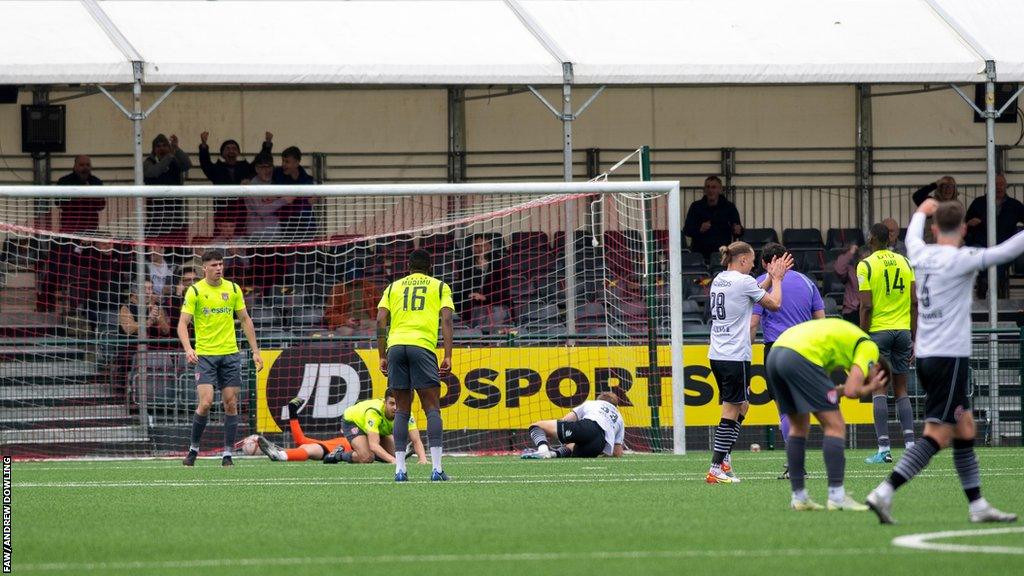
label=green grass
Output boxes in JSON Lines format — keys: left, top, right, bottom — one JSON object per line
{"left": 11, "top": 448, "right": 1024, "bottom": 575}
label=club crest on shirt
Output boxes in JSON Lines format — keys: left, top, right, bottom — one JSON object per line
{"left": 826, "top": 389, "right": 838, "bottom": 405}
{"left": 221, "top": 292, "right": 230, "bottom": 301}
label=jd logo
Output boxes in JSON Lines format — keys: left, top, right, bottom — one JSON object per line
{"left": 265, "top": 343, "right": 373, "bottom": 435}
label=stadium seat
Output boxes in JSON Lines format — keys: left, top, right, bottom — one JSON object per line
{"left": 680, "top": 252, "right": 709, "bottom": 277}
{"left": 741, "top": 228, "right": 779, "bottom": 249}
{"left": 782, "top": 228, "right": 824, "bottom": 249}
{"left": 516, "top": 301, "right": 562, "bottom": 325}
{"left": 825, "top": 228, "right": 865, "bottom": 250}
{"left": 469, "top": 305, "right": 513, "bottom": 334}
{"left": 509, "top": 231, "right": 549, "bottom": 253}
{"left": 419, "top": 232, "right": 456, "bottom": 258}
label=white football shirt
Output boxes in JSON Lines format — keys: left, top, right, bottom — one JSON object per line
{"left": 907, "top": 212, "right": 1024, "bottom": 358}
{"left": 571, "top": 400, "right": 626, "bottom": 456}
{"left": 708, "top": 270, "right": 766, "bottom": 361}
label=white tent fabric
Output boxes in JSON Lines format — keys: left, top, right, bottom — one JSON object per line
{"left": 933, "top": 0, "right": 1024, "bottom": 82}
{"left": 0, "top": 0, "right": 1020, "bottom": 86}
{"left": 0, "top": 1, "right": 134, "bottom": 84}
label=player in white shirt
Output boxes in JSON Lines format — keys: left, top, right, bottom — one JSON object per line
{"left": 522, "top": 392, "right": 626, "bottom": 459}
{"left": 866, "top": 199, "right": 1019, "bottom": 524}
{"left": 706, "top": 241, "right": 793, "bottom": 484}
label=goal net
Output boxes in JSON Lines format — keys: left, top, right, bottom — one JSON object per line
{"left": 0, "top": 180, "right": 684, "bottom": 458}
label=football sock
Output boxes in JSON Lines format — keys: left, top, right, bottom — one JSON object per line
{"left": 427, "top": 409, "right": 443, "bottom": 472}
{"left": 888, "top": 435, "right": 940, "bottom": 490}
{"left": 787, "top": 435, "right": 807, "bottom": 493}
{"left": 284, "top": 448, "right": 307, "bottom": 462}
{"left": 952, "top": 438, "right": 983, "bottom": 503}
{"left": 289, "top": 418, "right": 311, "bottom": 446}
{"left": 896, "top": 396, "right": 915, "bottom": 447}
{"left": 189, "top": 413, "right": 208, "bottom": 452}
{"left": 872, "top": 395, "right": 890, "bottom": 451}
{"left": 711, "top": 418, "right": 740, "bottom": 465}
{"left": 554, "top": 446, "right": 572, "bottom": 458}
{"left": 822, "top": 435, "right": 845, "bottom": 492}
{"left": 223, "top": 414, "right": 238, "bottom": 456}
{"left": 393, "top": 410, "right": 410, "bottom": 475}
{"left": 779, "top": 413, "right": 790, "bottom": 445}
{"left": 529, "top": 425, "right": 549, "bottom": 449}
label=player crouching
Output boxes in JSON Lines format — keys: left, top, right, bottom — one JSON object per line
{"left": 522, "top": 392, "right": 625, "bottom": 459}
{"left": 258, "top": 389, "right": 427, "bottom": 465}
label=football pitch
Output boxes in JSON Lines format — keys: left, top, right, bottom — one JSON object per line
{"left": 11, "top": 448, "right": 1024, "bottom": 575}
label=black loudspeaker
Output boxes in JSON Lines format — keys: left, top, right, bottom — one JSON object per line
{"left": 974, "top": 83, "right": 1020, "bottom": 124}
{"left": 0, "top": 86, "right": 18, "bottom": 104}
{"left": 21, "top": 105, "right": 66, "bottom": 154}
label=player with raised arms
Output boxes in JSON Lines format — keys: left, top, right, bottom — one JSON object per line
{"left": 522, "top": 391, "right": 626, "bottom": 459}
{"left": 178, "top": 248, "right": 263, "bottom": 466}
{"left": 866, "top": 200, "right": 1019, "bottom": 524}
{"left": 767, "top": 318, "right": 890, "bottom": 511}
{"left": 706, "top": 241, "right": 792, "bottom": 483}
{"left": 377, "top": 249, "right": 454, "bottom": 482}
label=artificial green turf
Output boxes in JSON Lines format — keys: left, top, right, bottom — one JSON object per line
{"left": 11, "top": 448, "right": 1024, "bottom": 575}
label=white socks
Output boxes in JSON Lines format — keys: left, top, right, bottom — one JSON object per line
{"left": 828, "top": 485, "right": 846, "bottom": 502}
{"left": 430, "top": 446, "right": 443, "bottom": 473}
{"left": 969, "top": 497, "right": 990, "bottom": 514}
{"left": 395, "top": 450, "right": 407, "bottom": 474}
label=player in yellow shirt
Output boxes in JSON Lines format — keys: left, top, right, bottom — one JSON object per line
{"left": 177, "top": 249, "right": 263, "bottom": 467}
{"left": 377, "top": 249, "right": 454, "bottom": 482}
{"left": 256, "top": 389, "right": 427, "bottom": 465}
{"left": 857, "top": 223, "right": 918, "bottom": 464}
{"left": 766, "top": 318, "right": 890, "bottom": 511}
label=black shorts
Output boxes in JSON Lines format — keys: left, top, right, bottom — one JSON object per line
{"left": 387, "top": 345, "right": 440, "bottom": 390}
{"left": 195, "top": 353, "right": 241, "bottom": 389}
{"left": 916, "top": 357, "right": 971, "bottom": 425}
{"left": 871, "top": 330, "right": 913, "bottom": 375}
{"left": 557, "top": 419, "right": 606, "bottom": 458}
{"left": 765, "top": 347, "right": 840, "bottom": 415}
{"left": 710, "top": 359, "right": 750, "bottom": 405}
{"left": 341, "top": 419, "right": 366, "bottom": 444}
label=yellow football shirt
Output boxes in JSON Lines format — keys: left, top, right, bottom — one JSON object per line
{"left": 342, "top": 398, "right": 415, "bottom": 436}
{"left": 857, "top": 249, "right": 915, "bottom": 331}
{"left": 377, "top": 273, "right": 454, "bottom": 351}
{"left": 181, "top": 279, "right": 246, "bottom": 355}
{"left": 773, "top": 318, "right": 880, "bottom": 375}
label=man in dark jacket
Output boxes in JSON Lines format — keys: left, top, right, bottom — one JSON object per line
{"left": 684, "top": 175, "right": 743, "bottom": 262}
{"left": 272, "top": 146, "right": 316, "bottom": 240}
{"left": 965, "top": 174, "right": 1024, "bottom": 298}
{"left": 143, "top": 134, "right": 192, "bottom": 240}
{"left": 199, "top": 131, "right": 274, "bottom": 233}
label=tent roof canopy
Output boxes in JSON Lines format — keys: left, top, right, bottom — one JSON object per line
{"left": 0, "top": 0, "right": 1018, "bottom": 86}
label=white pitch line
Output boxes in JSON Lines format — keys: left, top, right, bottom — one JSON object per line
{"left": 892, "top": 527, "right": 1024, "bottom": 555}
{"left": 16, "top": 469, "right": 1024, "bottom": 489}
{"left": 16, "top": 546, "right": 909, "bottom": 572}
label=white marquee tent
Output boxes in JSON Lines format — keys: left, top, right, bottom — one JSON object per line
{"left": 2, "top": 0, "right": 1024, "bottom": 85}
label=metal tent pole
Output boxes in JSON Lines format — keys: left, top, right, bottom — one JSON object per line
{"left": 562, "top": 64, "right": 578, "bottom": 334}
{"left": 131, "top": 62, "right": 150, "bottom": 438}
{"left": 984, "top": 63, "right": 1000, "bottom": 443}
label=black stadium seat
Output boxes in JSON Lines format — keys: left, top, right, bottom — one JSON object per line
{"left": 782, "top": 228, "right": 824, "bottom": 249}
{"left": 826, "top": 228, "right": 865, "bottom": 250}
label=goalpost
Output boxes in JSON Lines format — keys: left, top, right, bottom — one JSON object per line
{"left": 0, "top": 180, "right": 686, "bottom": 458}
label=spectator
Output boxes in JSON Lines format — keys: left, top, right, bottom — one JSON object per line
{"left": 38, "top": 156, "right": 105, "bottom": 312}
{"left": 118, "top": 280, "right": 171, "bottom": 338}
{"left": 325, "top": 277, "right": 384, "bottom": 335}
{"left": 143, "top": 134, "right": 192, "bottom": 240}
{"left": 912, "top": 175, "right": 958, "bottom": 206}
{"left": 684, "top": 175, "right": 743, "bottom": 262}
{"left": 456, "top": 234, "right": 510, "bottom": 320}
{"left": 833, "top": 243, "right": 867, "bottom": 325}
{"left": 199, "top": 131, "right": 274, "bottom": 233}
{"left": 882, "top": 218, "right": 907, "bottom": 256}
{"left": 245, "top": 153, "right": 292, "bottom": 241}
{"left": 198, "top": 131, "right": 273, "bottom": 186}
{"left": 148, "top": 246, "right": 175, "bottom": 297}
{"left": 966, "top": 173, "right": 1024, "bottom": 298}
{"left": 55, "top": 155, "right": 105, "bottom": 233}
{"left": 167, "top": 267, "right": 198, "bottom": 330}
{"left": 272, "top": 146, "right": 316, "bottom": 240}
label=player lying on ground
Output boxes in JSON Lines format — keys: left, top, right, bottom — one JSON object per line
{"left": 259, "top": 390, "right": 427, "bottom": 464}
{"left": 522, "top": 392, "right": 625, "bottom": 459}
{"left": 765, "top": 318, "right": 890, "bottom": 512}
{"left": 866, "top": 199, "right": 1019, "bottom": 524}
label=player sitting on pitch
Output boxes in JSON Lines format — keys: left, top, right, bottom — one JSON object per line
{"left": 258, "top": 389, "right": 427, "bottom": 464}
{"left": 522, "top": 392, "right": 625, "bottom": 459}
